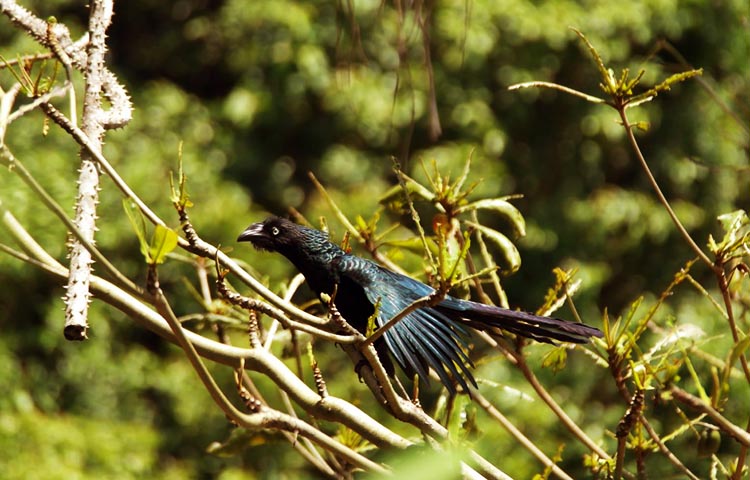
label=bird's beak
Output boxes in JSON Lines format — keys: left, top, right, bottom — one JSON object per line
{"left": 237, "top": 222, "right": 264, "bottom": 243}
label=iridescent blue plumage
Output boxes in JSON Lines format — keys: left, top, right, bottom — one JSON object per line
{"left": 238, "top": 216, "right": 602, "bottom": 393}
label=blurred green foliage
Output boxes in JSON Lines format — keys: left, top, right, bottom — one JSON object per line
{"left": 1, "top": 0, "right": 748, "bottom": 478}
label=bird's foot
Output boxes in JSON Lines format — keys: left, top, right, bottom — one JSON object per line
{"left": 354, "top": 359, "right": 370, "bottom": 383}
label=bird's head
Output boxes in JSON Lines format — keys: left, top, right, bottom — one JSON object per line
{"left": 236, "top": 216, "right": 302, "bottom": 252}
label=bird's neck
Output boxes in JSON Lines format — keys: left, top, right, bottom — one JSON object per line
{"left": 279, "top": 235, "right": 344, "bottom": 295}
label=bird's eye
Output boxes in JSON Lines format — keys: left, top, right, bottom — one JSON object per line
{"left": 270, "top": 226, "right": 280, "bottom": 236}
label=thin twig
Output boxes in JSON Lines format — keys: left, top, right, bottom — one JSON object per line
{"left": 361, "top": 290, "right": 444, "bottom": 348}
{"left": 617, "top": 107, "right": 715, "bottom": 271}
{"left": 508, "top": 81, "right": 607, "bottom": 104}
{"left": 0, "top": 145, "right": 144, "bottom": 299}
{"left": 481, "top": 332, "right": 613, "bottom": 461}
{"left": 670, "top": 386, "right": 750, "bottom": 447}
{"left": 147, "top": 266, "right": 388, "bottom": 474}
{"left": 472, "top": 390, "right": 575, "bottom": 480}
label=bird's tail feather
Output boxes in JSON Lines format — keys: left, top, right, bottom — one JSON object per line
{"left": 436, "top": 299, "right": 602, "bottom": 344}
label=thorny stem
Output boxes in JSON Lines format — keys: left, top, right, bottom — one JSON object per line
{"left": 40, "top": 103, "right": 166, "bottom": 229}
{"left": 1, "top": 210, "right": 413, "bottom": 452}
{"left": 0, "top": 145, "right": 144, "bottom": 299}
{"left": 62, "top": 0, "right": 116, "bottom": 341}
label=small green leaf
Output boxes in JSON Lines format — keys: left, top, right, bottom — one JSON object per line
{"left": 366, "top": 298, "right": 381, "bottom": 337}
{"left": 541, "top": 346, "right": 568, "bottom": 372}
{"left": 570, "top": 28, "right": 612, "bottom": 94}
{"left": 381, "top": 237, "right": 438, "bottom": 255}
{"left": 717, "top": 209, "right": 748, "bottom": 232}
{"left": 455, "top": 198, "right": 526, "bottom": 237}
{"left": 469, "top": 222, "right": 521, "bottom": 273}
{"left": 727, "top": 335, "right": 750, "bottom": 373}
{"left": 630, "top": 68, "right": 703, "bottom": 106}
{"left": 148, "top": 225, "right": 178, "bottom": 265}
{"left": 378, "top": 174, "right": 436, "bottom": 204}
{"left": 169, "top": 150, "right": 194, "bottom": 209}
{"left": 123, "top": 198, "right": 150, "bottom": 262}
{"left": 624, "top": 69, "right": 646, "bottom": 92}
{"left": 334, "top": 426, "right": 374, "bottom": 453}
{"left": 710, "top": 210, "right": 750, "bottom": 257}
{"left": 446, "top": 394, "right": 474, "bottom": 441}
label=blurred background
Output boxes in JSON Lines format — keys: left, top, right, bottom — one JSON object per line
{"left": 1, "top": 0, "right": 748, "bottom": 478}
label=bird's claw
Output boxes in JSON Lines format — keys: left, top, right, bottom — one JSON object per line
{"left": 354, "top": 359, "right": 370, "bottom": 383}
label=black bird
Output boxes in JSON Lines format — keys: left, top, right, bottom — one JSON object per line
{"left": 238, "top": 216, "right": 602, "bottom": 393}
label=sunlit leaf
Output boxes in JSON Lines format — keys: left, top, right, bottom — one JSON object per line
{"left": 379, "top": 174, "right": 436, "bottom": 204}
{"left": 122, "top": 198, "right": 149, "bottom": 262}
{"left": 710, "top": 210, "right": 750, "bottom": 256}
{"left": 727, "top": 336, "right": 750, "bottom": 374}
{"left": 381, "top": 237, "right": 438, "bottom": 255}
{"left": 456, "top": 198, "right": 526, "bottom": 237}
{"left": 148, "top": 225, "right": 178, "bottom": 265}
{"left": 541, "top": 346, "right": 568, "bottom": 372}
{"left": 168, "top": 145, "right": 193, "bottom": 208}
{"left": 468, "top": 222, "right": 521, "bottom": 273}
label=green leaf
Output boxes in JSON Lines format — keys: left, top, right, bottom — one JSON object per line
{"left": 710, "top": 209, "right": 750, "bottom": 256}
{"left": 122, "top": 198, "right": 150, "bottom": 263}
{"left": 469, "top": 222, "right": 521, "bottom": 273}
{"left": 446, "top": 394, "right": 476, "bottom": 442}
{"left": 717, "top": 209, "right": 748, "bottom": 233}
{"left": 541, "top": 346, "right": 568, "bottom": 372}
{"left": 366, "top": 298, "right": 381, "bottom": 337}
{"left": 169, "top": 145, "right": 194, "bottom": 209}
{"left": 455, "top": 198, "right": 526, "bottom": 237}
{"left": 378, "top": 174, "right": 436, "bottom": 205}
{"left": 381, "top": 237, "right": 438, "bottom": 255}
{"left": 727, "top": 335, "right": 750, "bottom": 374}
{"left": 570, "top": 28, "right": 613, "bottom": 94}
{"left": 148, "top": 225, "right": 178, "bottom": 265}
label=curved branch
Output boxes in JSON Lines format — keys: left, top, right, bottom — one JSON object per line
{"left": 671, "top": 386, "right": 750, "bottom": 448}
{"left": 148, "top": 268, "right": 388, "bottom": 474}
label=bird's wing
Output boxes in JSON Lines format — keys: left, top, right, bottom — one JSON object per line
{"left": 335, "top": 255, "right": 476, "bottom": 392}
